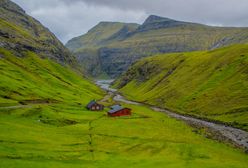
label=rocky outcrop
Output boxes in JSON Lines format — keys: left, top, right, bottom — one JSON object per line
{"left": 0, "top": 0, "right": 75, "bottom": 65}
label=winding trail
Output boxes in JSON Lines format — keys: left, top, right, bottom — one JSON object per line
{"left": 87, "top": 115, "right": 105, "bottom": 160}
{"left": 96, "top": 80, "right": 248, "bottom": 151}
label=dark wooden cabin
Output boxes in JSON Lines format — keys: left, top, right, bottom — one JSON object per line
{"left": 86, "top": 100, "right": 104, "bottom": 111}
{"left": 108, "top": 105, "right": 131, "bottom": 117}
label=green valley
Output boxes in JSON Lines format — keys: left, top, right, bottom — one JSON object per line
{"left": 1, "top": 0, "right": 248, "bottom": 167}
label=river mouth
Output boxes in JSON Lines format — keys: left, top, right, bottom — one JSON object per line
{"left": 96, "top": 79, "right": 140, "bottom": 105}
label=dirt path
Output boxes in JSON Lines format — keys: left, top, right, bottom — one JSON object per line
{"left": 96, "top": 80, "right": 248, "bottom": 151}
{"left": 87, "top": 115, "right": 105, "bottom": 160}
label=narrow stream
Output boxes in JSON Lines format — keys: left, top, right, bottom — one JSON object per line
{"left": 96, "top": 80, "right": 248, "bottom": 151}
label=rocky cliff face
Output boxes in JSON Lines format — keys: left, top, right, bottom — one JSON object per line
{"left": 67, "top": 15, "right": 248, "bottom": 78}
{"left": 0, "top": 0, "right": 75, "bottom": 64}
{"left": 66, "top": 22, "right": 140, "bottom": 77}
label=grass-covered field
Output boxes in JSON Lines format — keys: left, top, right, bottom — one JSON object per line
{"left": 114, "top": 44, "right": 248, "bottom": 131}
{"left": 1, "top": 47, "right": 248, "bottom": 167}
{"left": 1, "top": 103, "right": 248, "bottom": 168}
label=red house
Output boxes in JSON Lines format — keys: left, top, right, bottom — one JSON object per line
{"left": 108, "top": 105, "right": 131, "bottom": 117}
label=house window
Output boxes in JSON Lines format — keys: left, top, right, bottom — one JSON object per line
{"left": 92, "top": 106, "right": 95, "bottom": 110}
{"left": 96, "top": 106, "right": 100, "bottom": 110}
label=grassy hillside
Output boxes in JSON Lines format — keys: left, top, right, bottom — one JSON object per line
{"left": 114, "top": 44, "right": 248, "bottom": 131}
{"left": 67, "top": 15, "right": 248, "bottom": 77}
{"left": 0, "top": 0, "right": 101, "bottom": 107}
{"left": 0, "top": 48, "right": 104, "bottom": 106}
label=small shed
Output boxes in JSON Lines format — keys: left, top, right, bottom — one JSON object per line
{"left": 86, "top": 100, "right": 104, "bottom": 111}
{"left": 108, "top": 105, "right": 131, "bottom": 117}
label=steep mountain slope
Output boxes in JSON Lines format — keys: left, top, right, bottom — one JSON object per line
{"left": 67, "top": 15, "right": 248, "bottom": 78}
{"left": 0, "top": 0, "right": 74, "bottom": 64}
{"left": 0, "top": 0, "right": 104, "bottom": 106}
{"left": 66, "top": 22, "right": 139, "bottom": 77}
{"left": 0, "top": 48, "right": 103, "bottom": 106}
{"left": 114, "top": 44, "right": 248, "bottom": 131}
{"left": 66, "top": 21, "right": 139, "bottom": 50}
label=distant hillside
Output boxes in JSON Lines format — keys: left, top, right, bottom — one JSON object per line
{"left": 66, "top": 22, "right": 139, "bottom": 77}
{"left": 0, "top": 0, "right": 75, "bottom": 64}
{"left": 67, "top": 15, "right": 248, "bottom": 78}
{"left": 114, "top": 44, "right": 248, "bottom": 131}
{"left": 66, "top": 22, "right": 139, "bottom": 51}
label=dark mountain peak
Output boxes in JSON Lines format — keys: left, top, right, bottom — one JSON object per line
{"left": 136, "top": 15, "right": 189, "bottom": 32}
{"left": 143, "top": 15, "right": 176, "bottom": 25}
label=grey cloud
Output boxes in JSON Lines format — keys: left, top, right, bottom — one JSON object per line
{"left": 12, "top": 0, "right": 147, "bottom": 43}
{"left": 11, "top": 0, "right": 248, "bottom": 43}
{"left": 76, "top": 0, "right": 248, "bottom": 26}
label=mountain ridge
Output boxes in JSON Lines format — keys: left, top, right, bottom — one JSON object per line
{"left": 66, "top": 14, "right": 248, "bottom": 78}
{"left": 66, "top": 22, "right": 140, "bottom": 51}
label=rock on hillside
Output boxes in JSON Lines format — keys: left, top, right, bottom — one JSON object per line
{"left": 0, "top": 0, "right": 75, "bottom": 64}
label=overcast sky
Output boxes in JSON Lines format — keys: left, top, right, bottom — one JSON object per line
{"left": 12, "top": 0, "right": 248, "bottom": 44}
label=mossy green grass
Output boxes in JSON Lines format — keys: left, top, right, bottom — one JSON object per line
{"left": 0, "top": 48, "right": 103, "bottom": 107}
{"left": 0, "top": 48, "right": 248, "bottom": 167}
{"left": 115, "top": 44, "right": 248, "bottom": 131}
{"left": 1, "top": 103, "right": 248, "bottom": 167}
